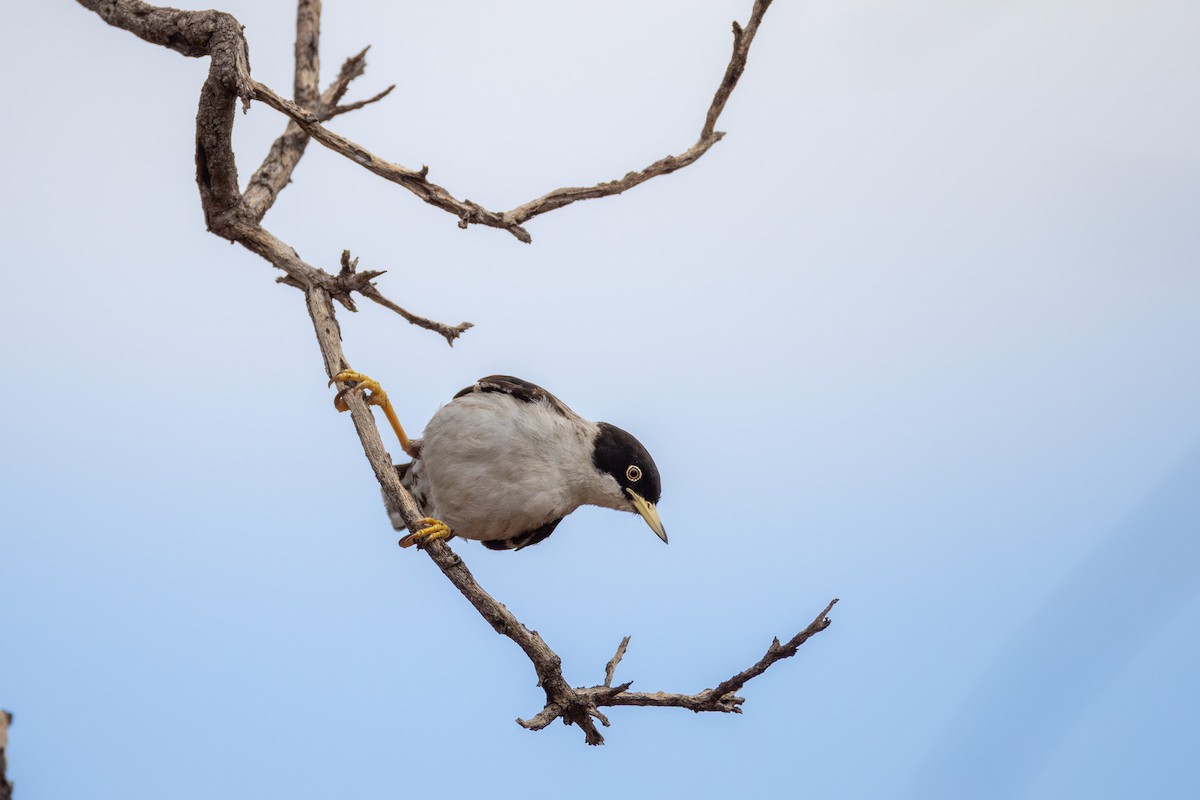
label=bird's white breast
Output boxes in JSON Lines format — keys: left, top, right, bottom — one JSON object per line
{"left": 414, "top": 392, "right": 618, "bottom": 540}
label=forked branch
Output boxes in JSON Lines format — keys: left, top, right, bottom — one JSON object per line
{"left": 513, "top": 599, "right": 839, "bottom": 743}
{"left": 76, "top": 0, "right": 834, "bottom": 746}
{"left": 247, "top": 0, "right": 779, "bottom": 240}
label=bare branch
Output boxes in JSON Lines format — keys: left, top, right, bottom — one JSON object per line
{"left": 326, "top": 84, "right": 396, "bottom": 120}
{"left": 247, "top": 79, "right": 532, "bottom": 243}
{"left": 508, "top": 0, "right": 775, "bottom": 225}
{"left": 77, "top": 0, "right": 466, "bottom": 346}
{"left": 241, "top": 119, "right": 312, "bottom": 221}
{"left": 245, "top": 46, "right": 393, "bottom": 220}
{"left": 240, "top": 0, "right": 777, "bottom": 238}
{"left": 294, "top": 0, "right": 321, "bottom": 111}
{"left": 242, "top": 0, "right": 323, "bottom": 219}
{"left": 76, "top": 0, "right": 233, "bottom": 59}
{"left": 83, "top": 0, "right": 775, "bottom": 242}
{"left": 604, "top": 636, "right": 631, "bottom": 687}
{"left": 76, "top": 0, "right": 254, "bottom": 229}
{"left": 0, "top": 710, "right": 12, "bottom": 800}
{"left": 77, "top": 0, "right": 255, "bottom": 224}
{"left": 509, "top": 600, "right": 838, "bottom": 741}
{"left": 610, "top": 598, "right": 838, "bottom": 711}
{"left": 604, "top": 688, "right": 744, "bottom": 714}
{"left": 282, "top": 251, "right": 472, "bottom": 344}
{"left": 703, "top": 0, "right": 774, "bottom": 140}
{"left": 321, "top": 46, "right": 372, "bottom": 111}
{"left": 503, "top": 135, "right": 725, "bottom": 227}
{"left": 277, "top": 249, "right": 379, "bottom": 311}
{"left": 710, "top": 598, "right": 838, "bottom": 699}
{"left": 359, "top": 287, "right": 474, "bottom": 346}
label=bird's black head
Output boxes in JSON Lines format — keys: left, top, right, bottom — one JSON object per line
{"left": 593, "top": 422, "right": 662, "bottom": 503}
{"left": 593, "top": 422, "right": 667, "bottom": 542}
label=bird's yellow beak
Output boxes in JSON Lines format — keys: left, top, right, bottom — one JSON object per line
{"left": 626, "top": 489, "right": 668, "bottom": 544}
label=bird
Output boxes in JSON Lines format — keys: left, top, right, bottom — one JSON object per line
{"left": 329, "top": 370, "right": 666, "bottom": 551}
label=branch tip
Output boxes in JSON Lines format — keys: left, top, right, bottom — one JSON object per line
{"left": 327, "top": 84, "right": 396, "bottom": 120}
{"left": 604, "top": 636, "right": 632, "bottom": 687}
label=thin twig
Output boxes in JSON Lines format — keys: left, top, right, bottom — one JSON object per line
{"left": 503, "top": 135, "right": 724, "bottom": 226}
{"left": 312, "top": 250, "right": 472, "bottom": 345}
{"left": 710, "top": 598, "right": 838, "bottom": 699}
{"left": 604, "top": 636, "right": 631, "bottom": 688}
{"left": 322, "top": 46, "right": 371, "bottom": 110}
{"left": 359, "top": 286, "right": 473, "bottom": 346}
{"left": 703, "top": 0, "right": 774, "bottom": 140}
{"left": 327, "top": 84, "right": 396, "bottom": 119}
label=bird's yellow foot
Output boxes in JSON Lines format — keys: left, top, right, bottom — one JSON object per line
{"left": 329, "top": 369, "right": 388, "bottom": 413}
{"left": 399, "top": 517, "right": 453, "bottom": 549}
{"left": 328, "top": 368, "right": 416, "bottom": 456}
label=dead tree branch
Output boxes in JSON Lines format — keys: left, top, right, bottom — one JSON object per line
{"left": 293, "top": 0, "right": 321, "bottom": 111}
{"left": 244, "top": 1, "right": 778, "bottom": 240}
{"left": 246, "top": 44, "right": 394, "bottom": 220}
{"left": 76, "top": 0, "right": 834, "bottom": 746}
{"left": 604, "top": 636, "right": 632, "bottom": 688}
{"left": 0, "top": 710, "right": 11, "bottom": 800}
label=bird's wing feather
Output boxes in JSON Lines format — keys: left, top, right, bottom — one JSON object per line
{"left": 454, "top": 375, "right": 576, "bottom": 420}
{"left": 384, "top": 462, "right": 432, "bottom": 531}
{"left": 481, "top": 517, "right": 564, "bottom": 551}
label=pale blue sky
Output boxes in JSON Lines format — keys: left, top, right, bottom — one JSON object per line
{"left": 3, "top": 1, "right": 1199, "bottom": 798}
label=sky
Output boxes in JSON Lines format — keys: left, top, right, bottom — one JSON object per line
{"left": 3, "top": 1, "right": 1199, "bottom": 797}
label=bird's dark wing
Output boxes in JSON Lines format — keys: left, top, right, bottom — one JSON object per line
{"left": 393, "top": 462, "right": 430, "bottom": 509}
{"left": 384, "top": 462, "right": 436, "bottom": 532}
{"left": 481, "top": 517, "right": 564, "bottom": 551}
{"left": 454, "top": 375, "right": 575, "bottom": 419}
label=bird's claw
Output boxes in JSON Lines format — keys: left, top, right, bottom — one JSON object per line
{"left": 400, "top": 517, "right": 453, "bottom": 549}
{"left": 329, "top": 369, "right": 389, "bottom": 413}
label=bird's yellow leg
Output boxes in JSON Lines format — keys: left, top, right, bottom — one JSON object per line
{"left": 399, "top": 517, "right": 453, "bottom": 549}
{"left": 329, "top": 369, "right": 416, "bottom": 456}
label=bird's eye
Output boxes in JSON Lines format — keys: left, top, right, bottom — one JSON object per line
{"left": 626, "top": 465, "right": 642, "bottom": 482}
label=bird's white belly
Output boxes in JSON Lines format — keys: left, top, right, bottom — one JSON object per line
{"left": 417, "top": 394, "right": 600, "bottom": 540}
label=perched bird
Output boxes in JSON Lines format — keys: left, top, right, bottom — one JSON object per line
{"left": 330, "top": 371, "right": 666, "bottom": 551}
